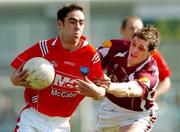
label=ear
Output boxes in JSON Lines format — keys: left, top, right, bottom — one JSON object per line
{"left": 57, "top": 20, "right": 63, "bottom": 28}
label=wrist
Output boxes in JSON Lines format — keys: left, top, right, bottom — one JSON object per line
{"left": 106, "top": 82, "right": 114, "bottom": 93}
{"left": 93, "top": 86, "right": 106, "bottom": 100}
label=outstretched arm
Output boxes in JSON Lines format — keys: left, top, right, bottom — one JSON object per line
{"left": 76, "top": 76, "right": 106, "bottom": 100}
{"left": 106, "top": 81, "right": 143, "bottom": 97}
{"left": 76, "top": 76, "right": 143, "bottom": 100}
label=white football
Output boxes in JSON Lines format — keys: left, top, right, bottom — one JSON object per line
{"left": 23, "top": 57, "right": 55, "bottom": 90}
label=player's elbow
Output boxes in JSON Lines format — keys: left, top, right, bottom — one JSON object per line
{"left": 163, "top": 77, "right": 171, "bottom": 90}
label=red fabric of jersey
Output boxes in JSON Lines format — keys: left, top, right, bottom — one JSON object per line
{"left": 11, "top": 36, "right": 103, "bottom": 117}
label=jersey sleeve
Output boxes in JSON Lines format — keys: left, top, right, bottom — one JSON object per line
{"left": 152, "top": 51, "right": 171, "bottom": 81}
{"left": 134, "top": 62, "right": 159, "bottom": 99}
{"left": 10, "top": 42, "right": 42, "bottom": 70}
{"left": 97, "top": 40, "right": 112, "bottom": 69}
{"left": 97, "top": 39, "right": 131, "bottom": 69}
{"left": 87, "top": 50, "right": 104, "bottom": 81}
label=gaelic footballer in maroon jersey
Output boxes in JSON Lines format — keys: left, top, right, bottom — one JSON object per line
{"left": 76, "top": 25, "right": 161, "bottom": 132}
{"left": 98, "top": 39, "right": 159, "bottom": 111}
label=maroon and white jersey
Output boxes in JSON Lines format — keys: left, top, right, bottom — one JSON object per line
{"left": 98, "top": 39, "right": 159, "bottom": 111}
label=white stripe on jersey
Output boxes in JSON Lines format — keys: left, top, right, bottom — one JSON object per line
{"left": 52, "top": 37, "right": 58, "bottom": 46}
{"left": 82, "top": 40, "right": 88, "bottom": 47}
{"left": 98, "top": 48, "right": 110, "bottom": 58}
{"left": 39, "top": 40, "right": 49, "bottom": 57}
{"left": 16, "top": 57, "right": 26, "bottom": 63}
{"left": 32, "top": 95, "right": 38, "bottom": 103}
{"left": 92, "top": 52, "right": 101, "bottom": 64}
{"left": 114, "top": 51, "right": 127, "bottom": 57}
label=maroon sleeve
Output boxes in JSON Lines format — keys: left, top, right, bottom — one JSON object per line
{"left": 97, "top": 39, "right": 131, "bottom": 69}
{"left": 135, "top": 60, "right": 159, "bottom": 99}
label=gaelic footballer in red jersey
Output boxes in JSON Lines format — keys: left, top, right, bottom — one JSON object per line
{"left": 10, "top": 4, "right": 103, "bottom": 132}
{"left": 76, "top": 25, "right": 161, "bottom": 132}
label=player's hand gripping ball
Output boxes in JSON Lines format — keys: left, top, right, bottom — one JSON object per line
{"left": 23, "top": 57, "right": 55, "bottom": 90}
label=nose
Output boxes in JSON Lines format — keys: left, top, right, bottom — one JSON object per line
{"left": 76, "top": 22, "right": 80, "bottom": 30}
{"left": 132, "top": 46, "right": 138, "bottom": 54}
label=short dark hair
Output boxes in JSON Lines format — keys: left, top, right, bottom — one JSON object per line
{"left": 57, "top": 4, "right": 83, "bottom": 22}
{"left": 133, "top": 25, "right": 160, "bottom": 51}
{"left": 121, "top": 16, "right": 143, "bottom": 30}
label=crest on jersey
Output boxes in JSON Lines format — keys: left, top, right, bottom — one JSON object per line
{"left": 102, "top": 40, "right": 112, "bottom": 48}
{"left": 80, "top": 66, "right": 90, "bottom": 76}
{"left": 138, "top": 77, "right": 150, "bottom": 87}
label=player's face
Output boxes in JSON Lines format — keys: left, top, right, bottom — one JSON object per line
{"left": 127, "top": 36, "right": 151, "bottom": 67}
{"left": 58, "top": 10, "right": 85, "bottom": 43}
{"left": 121, "top": 19, "right": 143, "bottom": 40}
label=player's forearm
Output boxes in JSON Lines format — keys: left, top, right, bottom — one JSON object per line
{"left": 155, "top": 77, "right": 171, "bottom": 99}
{"left": 106, "top": 81, "right": 143, "bottom": 97}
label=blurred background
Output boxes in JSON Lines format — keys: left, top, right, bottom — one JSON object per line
{"left": 0, "top": 0, "right": 180, "bottom": 131}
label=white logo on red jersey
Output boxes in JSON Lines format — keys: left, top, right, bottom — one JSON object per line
{"left": 51, "top": 72, "right": 82, "bottom": 98}
{"left": 51, "top": 89, "right": 78, "bottom": 98}
{"left": 64, "top": 61, "right": 75, "bottom": 66}
{"left": 53, "top": 71, "right": 82, "bottom": 89}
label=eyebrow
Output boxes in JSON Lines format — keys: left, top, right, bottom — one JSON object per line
{"left": 68, "top": 17, "right": 84, "bottom": 22}
{"left": 132, "top": 39, "right": 146, "bottom": 48}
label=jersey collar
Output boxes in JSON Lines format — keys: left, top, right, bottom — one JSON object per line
{"left": 52, "top": 35, "right": 88, "bottom": 48}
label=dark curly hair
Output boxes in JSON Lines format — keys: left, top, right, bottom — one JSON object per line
{"left": 57, "top": 4, "right": 83, "bottom": 22}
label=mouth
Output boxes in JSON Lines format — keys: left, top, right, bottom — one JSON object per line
{"left": 73, "top": 32, "right": 81, "bottom": 39}
{"left": 130, "top": 53, "right": 137, "bottom": 58}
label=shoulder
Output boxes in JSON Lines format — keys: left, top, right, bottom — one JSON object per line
{"left": 82, "top": 44, "right": 96, "bottom": 54}
{"left": 38, "top": 37, "right": 56, "bottom": 45}
{"left": 100, "top": 39, "right": 131, "bottom": 51}
{"left": 143, "top": 57, "right": 158, "bottom": 73}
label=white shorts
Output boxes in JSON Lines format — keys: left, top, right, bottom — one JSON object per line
{"left": 96, "top": 98, "right": 157, "bottom": 132}
{"left": 15, "top": 107, "right": 70, "bottom": 132}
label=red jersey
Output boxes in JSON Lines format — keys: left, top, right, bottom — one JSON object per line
{"left": 152, "top": 51, "right": 171, "bottom": 81}
{"left": 98, "top": 39, "right": 159, "bottom": 111}
{"left": 11, "top": 36, "right": 103, "bottom": 117}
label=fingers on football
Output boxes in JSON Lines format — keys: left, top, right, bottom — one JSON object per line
{"left": 17, "top": 72, "right": 29, "bottom": 82}
{"left": 18, "top": 81, "right": 30, "bottom": 87}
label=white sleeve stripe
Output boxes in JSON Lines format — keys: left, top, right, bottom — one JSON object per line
{"left": 92, "top": 52, "right": 101, "bottom": 64}
{"left": 44, "top": 40, "right": 49, "bottom": 53}
{"left": 16, "top": 57, "right": 25, "bottom": 63}
{"left": 39, "top": 41, "right": 45, "bottom": 57}
{"left": 39, "top": 40, "right": 49, "bottom": 57}
{"left": 41, "top": 40, "right": 48, "bottom": 55}
{"left": 92, "top": 52, "right": 99, "bottom": 61}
